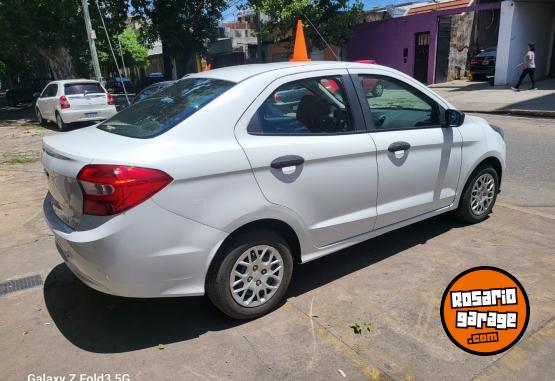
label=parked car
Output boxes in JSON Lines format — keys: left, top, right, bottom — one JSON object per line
{"left": 42, "top": 62, "right": 505, "bottom": 319}
{"left": 104, "top": 77, "right": 136, "bottom": 111}
{"left": 5, "top": 80, "right": 45, "bottom": 106}
{"left": 35, "top": 79, "right": 117, "bottom": 131}
{"left": 355, "top": 60, "right": 385, "bottom": 97}
{"left": 469, "top": 48, "right": 497, "bottom": 81}
{"left": 132, "top": 80, "right": 176, "bottom": 104}
{"left": 104, "top": 76, "right": 136, "bottom": 95}
{"left": 146, "top": 72, "right": 165, "bottom": 85}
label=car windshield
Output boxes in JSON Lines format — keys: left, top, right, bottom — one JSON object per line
{"left": 98, "top": 78, "right": 235, "bottom": 138}
{"left": 64, "top": 83, "right": 105, "bottom": 95}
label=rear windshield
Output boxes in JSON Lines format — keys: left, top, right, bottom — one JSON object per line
{"left": 98, "top": 78, "right": 235, "bottom": 138}
{"left": 64, "top": 83, "right": 105, "bottom": 95}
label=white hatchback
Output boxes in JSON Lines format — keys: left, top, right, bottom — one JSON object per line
{"left": 35, "top": 79, "right": 117, "bottom": 131}
{"left": 42, "top": 62, "right": 506, "bottom": 319}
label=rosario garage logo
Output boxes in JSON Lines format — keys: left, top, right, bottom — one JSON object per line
{"left": 440, "top": 267, "right": 529, "bottom": 355}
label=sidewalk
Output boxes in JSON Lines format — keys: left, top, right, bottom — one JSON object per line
{"left": 429, "top": 78, "right": 555, "bottom": 117}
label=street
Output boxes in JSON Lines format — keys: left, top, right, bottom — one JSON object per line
{"left": 0, "top": 111, "right": 553, "bottom": 381}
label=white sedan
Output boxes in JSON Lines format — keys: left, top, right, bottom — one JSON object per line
{"left": 35, "top": 79, "right": 117, "bottom": 131}
{"left": 41, "top": 62, "right": 505, "bottom": 319}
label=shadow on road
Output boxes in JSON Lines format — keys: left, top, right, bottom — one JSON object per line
{"left": 44, "top": 214, "right": 465, "bottom": 353}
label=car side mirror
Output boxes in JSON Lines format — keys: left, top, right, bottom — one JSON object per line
{"left": 33, "top": 92, "right": 40, "bottom": 98}
{"left": 444, "top": 109, "right": 465, "bottom": 127}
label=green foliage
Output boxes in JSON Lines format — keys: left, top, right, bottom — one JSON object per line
{"left": 246, "top": 0, "right": 364, "bottom": 49}
{"left": 0, "top": 0, "right": 129, "bottom": 79}
{"left": 350, "top": 323, "right": 362, "bottom": 334}
{"left": 118, "top": 28, "right": 149, "bottom": 68}
{"left": 131, "top": 0, "right": 227, "bottom": 52}
{"left": 130, "top": 0, "right": 227, "bottom": 77}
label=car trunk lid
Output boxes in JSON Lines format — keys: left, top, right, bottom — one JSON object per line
{"left": 41, "top": 126, "right": 151, "bottom": 228}
{"left": 63, "top": 82, "right": 108, "bottom": 111}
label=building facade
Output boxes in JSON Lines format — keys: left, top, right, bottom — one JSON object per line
{"left": 346, "top": 0, "right": 555, "bottom": 85}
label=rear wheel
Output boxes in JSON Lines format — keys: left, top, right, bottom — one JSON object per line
{"left": 206, "top": 229, "right": 293, "bottom": 320}
{"left": 36, "top": 109, "right": 46, "bottom": 126}
{"left": 56, "top": 112, "right": 67, "bottom": 131}
{"left": 454, "top": 165, "right": 499, "bottom": 223}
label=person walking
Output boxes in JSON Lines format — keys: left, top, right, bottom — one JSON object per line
{"left": 512, "top": 43, "right": 537, "bottom": 91}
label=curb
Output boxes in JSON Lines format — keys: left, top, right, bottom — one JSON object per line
{"left": 461, "top": 109, "right": 555, "bottom": 118}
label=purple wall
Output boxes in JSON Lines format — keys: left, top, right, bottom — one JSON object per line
{"left": 347, "top": 3, "right": 501, "bottom": 84}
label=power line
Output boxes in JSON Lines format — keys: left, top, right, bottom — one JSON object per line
{"left": 94, "top": 0, "right": 130, "bottom": 105}
{"left": 303, "top": 13, "right": 339, "bottom": 61}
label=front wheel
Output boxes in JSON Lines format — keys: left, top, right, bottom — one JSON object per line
{"left": 454, "top": 165, "right": 499, "bottom": 223}
{"left": 372, "top": 81, "right": 384, "bottom": 97}
{"left": 206, "top": 229, "right": 293, "bottom": 320}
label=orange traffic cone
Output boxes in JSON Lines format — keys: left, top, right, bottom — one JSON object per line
{"left": 289, "top": 19, "right": 311, "bottom": 62}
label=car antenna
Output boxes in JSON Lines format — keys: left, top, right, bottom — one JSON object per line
{"left": 302, "top": 14, "right": 339, "bottom": 61}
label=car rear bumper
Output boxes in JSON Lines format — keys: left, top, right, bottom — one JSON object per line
{"left": 43, "top": 193, "right": 227, "bottom": 298}
{"left": 469, "top": 65, "right": 495, "bottom": 76}
{"left": 59, "top": 107, "right": 117, "bottom": 124}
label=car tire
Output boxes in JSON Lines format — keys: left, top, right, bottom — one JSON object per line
{"left": 372, "top": 81, "right": 384, "bottom": 97}
{"left": 454, "top": 165, "right": 499, "bottom": 223}
{"left": 36, "top": 109, "right": 46, "bottom": 126}
{"left": 206, "top": 229, "right": 293, "bottom": 320}
{"left": 56, "top": 112, "right": 67, "bottom": 131}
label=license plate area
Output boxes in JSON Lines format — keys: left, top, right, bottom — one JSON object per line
{"left": 84, "top": 112, "right": 99, "bottom": 117}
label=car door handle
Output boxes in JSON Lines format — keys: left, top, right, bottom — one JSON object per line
{"left": 270, "top": 155, "right": 305, "bottom": 169}
{"left": 388, "top": 141, "right": 411, "bottom": 153}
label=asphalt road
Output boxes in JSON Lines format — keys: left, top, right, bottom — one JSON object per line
{"left": 0, "top": 113, "right": 553, "bottom": 381}
{"left": 478, "top": 114, "right": 555, "bottom": 214}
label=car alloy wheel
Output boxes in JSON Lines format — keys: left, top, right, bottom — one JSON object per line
{"left": 206, "top": 229, "right": 293, "bottom": 319}
{"left": 454, "top": 165, "right": 499, "bottom": 223}
{"left": 229, "top": 245, "right": 284, "bottom": 307}
{"left": 373, "top": 82, "right": 384, "bottom": 97}
{"left": 470, "top": 173, "right": 495, "bottom": 216}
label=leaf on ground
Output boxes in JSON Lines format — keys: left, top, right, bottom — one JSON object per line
{"left": 22, "top": 331, "right": 28, "bottom": 335}
{"left": 350, "top": 323, "right": 362, "bottom": 334}
{"left": 337, "top": 369, "right": 347, "bottom": 378}
{"left": 366, "top": 323, "right": 378, "bottom": 333}
{"left": 158, "top": 344, "right": 165, "bottom": 350}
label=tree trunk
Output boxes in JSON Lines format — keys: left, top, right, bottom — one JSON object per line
{"left": 161, "top": 39, "right": 174, "bottom": 80}
{"left": 35, "top": 46, "right": 76, "bottom": 80}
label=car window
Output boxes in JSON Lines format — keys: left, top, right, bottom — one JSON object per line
{"left": 98, "top": 78, "right": 235, "bottom": 138}
{"left": 64, "top": 83, "right": 105, "bottom": 95}
{"left": 247, "top": 76, "right": 355, "bottom": 135}
{"left": 41, "top": 84, "right": 57, "bottom": 98}
{"left": 357, "top": 75, "right": 440, "bottom": 130}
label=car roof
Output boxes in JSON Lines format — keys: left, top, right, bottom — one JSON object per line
{"left": 187, "top": 61, "right": 388, "bottom": 83}
{"left": 49, "top": 79, "right": 101, "bottom": 85}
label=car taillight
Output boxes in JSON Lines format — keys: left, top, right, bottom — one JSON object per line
{"left": 107, "top": 93, "right": 115, "bottom": 106}
{"left": 59, "top": 95, "right": 70, "bottom": 109}
{"left": 77, "top": 165, "right": 173, "bottom": 216}
{"left": 471, "top": 56, "right": 479, "bottom": 64}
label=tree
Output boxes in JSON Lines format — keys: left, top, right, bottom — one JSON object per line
{"left": 118, "top": 27, "right": 149, "bottom": 68}
{"left": 131, "top": 0, "right": 226, "bottom": 79}
{"left": 0, "top": 0, "right": 128, "bottom": 80}
{"left": 246, "top": 0, "right": 364, "bottom": 52}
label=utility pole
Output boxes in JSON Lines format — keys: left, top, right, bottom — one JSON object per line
{"left": 82, "top": 0, "right": 102, "bottom": 82}
{"left": 256, "top": 12, "right": 263, "bottom": 63}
